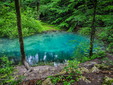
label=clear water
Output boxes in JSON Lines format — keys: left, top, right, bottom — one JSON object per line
{"left": 0, "top": 31, "right": 95, "bottom": 64}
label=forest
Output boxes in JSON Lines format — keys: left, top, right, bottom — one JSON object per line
{"left": 0, "top": 0, "right": 113, "bottom": 85}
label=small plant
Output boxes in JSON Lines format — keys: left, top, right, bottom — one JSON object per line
{"left": 64, "top": 60, "right": 80, "bottom": 73}
{"left": 103, "top": 76, "right": 113, "bottom": 85}
{"left": 48, "top": 60, "right": 81, "bottom": 84}
{"left": 36, "top": 80, "right": 43, "bottom": 85}
{"left": 63, "top": 80, "right": 75, "bottom": 85}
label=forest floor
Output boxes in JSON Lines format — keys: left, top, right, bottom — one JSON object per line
{"left": 15, "top": 54, "right": 113, "bottom": 85}
{"left": 15, "top": 65, "right": 64, "bottom": 81}
{"left": 74, "top": 54, "right": 113, "bottom": 85}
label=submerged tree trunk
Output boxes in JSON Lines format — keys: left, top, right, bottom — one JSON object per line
{"left": 89, "top": 0, "right": 97, "bottom": 57}
{"left": 14, "top": 0, "right": 30, "bottom": 70}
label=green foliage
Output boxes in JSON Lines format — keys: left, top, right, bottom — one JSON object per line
{"left": 0, "top": 56, "right": 14, "bottom": 85}
{"left": 0, "top": 1, "right": 60, "bottom": 38}
{"left": 75, "top": 48, "right": 106, "bottom": 63}
{"left": 78, "top": 27, "right": 91, "bottom": 35}
{"left": 98, "top": 26, "right": 113, "bottom": 53}
{"left": 0, "top": 8, "right": 44, "bottom": 38}
{"left": 73, "top": 42, "right": 90, "bottom": 60}
{"left": 0, "top": 56, "right": 23, "bottom": 85}
{"left": 40, "top": 0, "right": 87, "bottom": 30}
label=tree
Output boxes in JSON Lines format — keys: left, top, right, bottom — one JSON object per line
{"left": 89, "top": 0, "right": 97, "bottom": 57}
{"left": 37, "top": 0, "right": 40, "bottom": 20}
{"left": 14, "top": 0, "right": 30, "bottom": 70}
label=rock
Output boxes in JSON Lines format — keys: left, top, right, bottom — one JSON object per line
{"left": 45, "top": 67, "right": 50, "bottom": 71}
{"left": 23, "top": 73, "right": 28, "bottom": 76}
{"left": 82, "top": 62, "right": 97, "bottom": 68}
{"left": 50, "top": 68, "right": 55, "bottom": 71}
{"left": 96, "top": 64, "right": 109, "bottom": 70}
{"left": 79, "top": 67, "right": 89, "bottom": 73}
{"left": 90, "top": 66, "right": 100, "bottom": 73}
{"left": 31, "top": 74, "right": 35, "bottom": 77}
{"left": 79, "top": 76, "right": 91, "bottom": 84}
{"left": 42, "top": 78, "right": 53, "bottom": 85}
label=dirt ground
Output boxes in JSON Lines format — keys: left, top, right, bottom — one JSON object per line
{"left": 15, "top": 54, "right": 113, "bottom": 85}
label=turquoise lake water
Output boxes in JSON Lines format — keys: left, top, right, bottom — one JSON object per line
{"left": 0, "top": 31, "right": 97, "bottom": 65}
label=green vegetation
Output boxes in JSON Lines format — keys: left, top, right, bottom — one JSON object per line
{"left": 0, "top": 57, "right": 15, "bottom": 85}
{"left": 103, "top": 76, "right": 113, "bottom": 85}
{"left": 0, "top": 57, "right": 23, "bottom": 85}
{"left": 0, "top": 1, "right": 59, "bottom": 38}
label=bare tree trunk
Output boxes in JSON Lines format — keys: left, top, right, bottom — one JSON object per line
{"left": 89, "top": 0, "right": 97, "bottom": 57}
{"left": 14, "top": 0, "right": 30, "bottom": 70}
{"left": 37, "top": 0, "right": 40, "bottom": 20}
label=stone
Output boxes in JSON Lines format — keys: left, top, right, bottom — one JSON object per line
{"left": 83, "top": 62, "right": 97, "bottom": 68}
{"left": 90, "top": 66, "right": 100, "bottom": 73}
{"left": 79, "top": 67, "right": 89, "bottom": 73}
{"left": 79, "top": 76, "right": 91, "bottom": 83}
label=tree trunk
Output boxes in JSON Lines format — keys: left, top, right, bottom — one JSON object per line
{"left": 14, "top": 0, "right": 30, "bottom": 70}
{"left": 37, "top": 0, "right": 40, "bottom": 20}
{"left": 89, "top": 0, "right": 97, "bottom": 57}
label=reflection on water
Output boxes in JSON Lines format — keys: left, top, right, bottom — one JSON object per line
{"left": 0, "top": 31, "right": 92, "bottom": 65}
